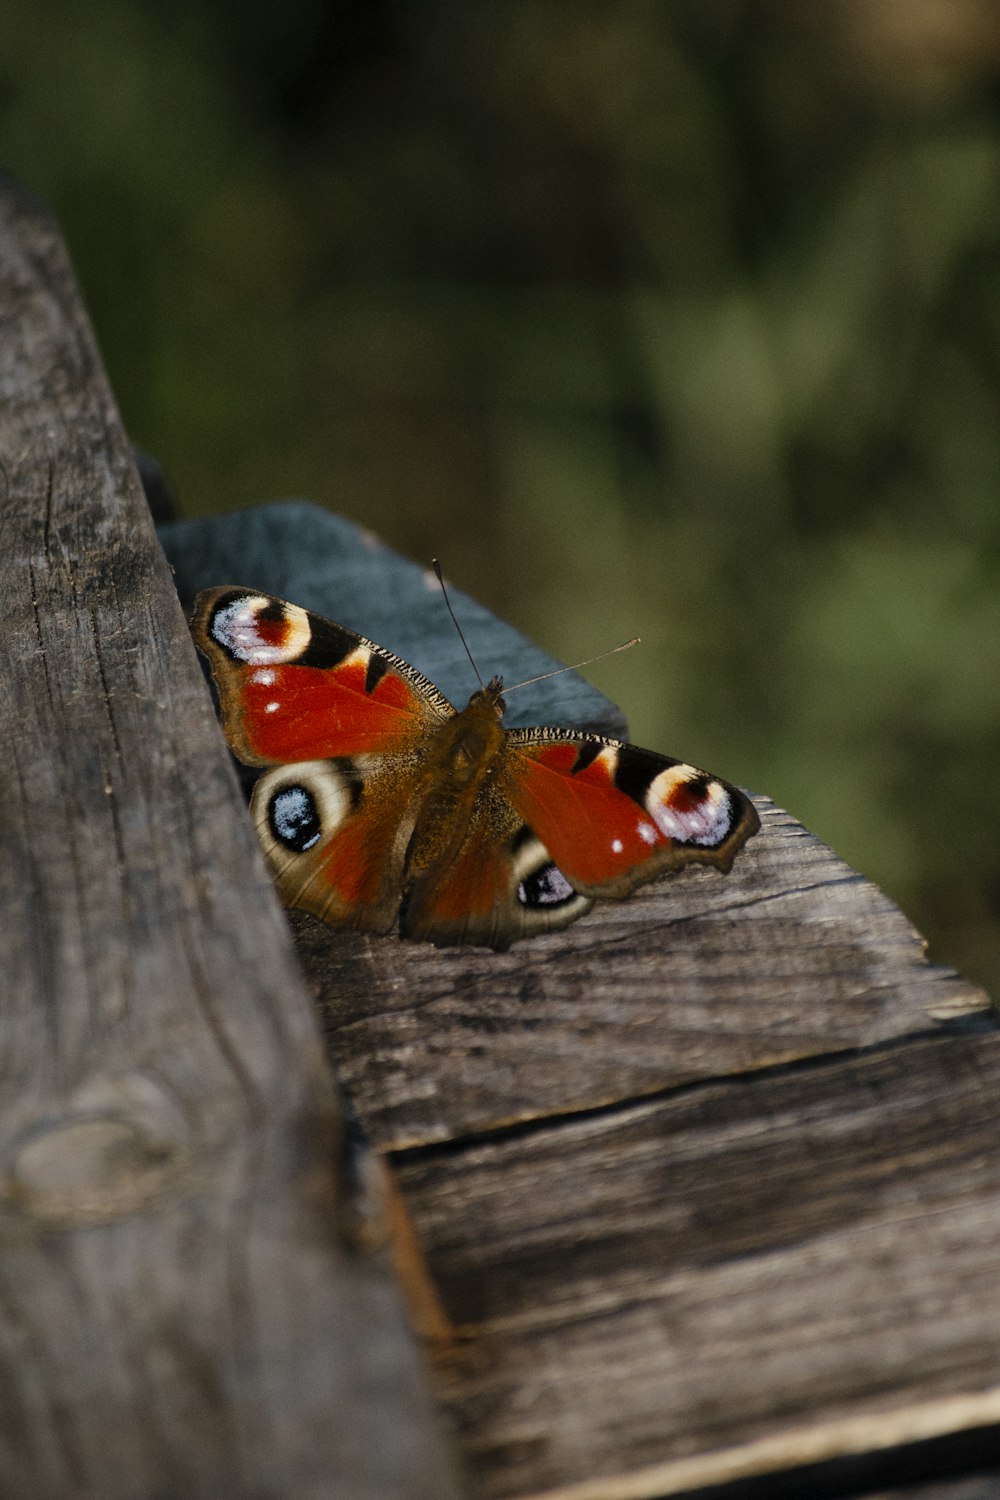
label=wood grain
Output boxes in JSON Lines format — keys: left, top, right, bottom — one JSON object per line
{"left": 300, "top": 798, "right": 989, "bottom": 1149}
{"left": 396, "top": 1031, "right": 1000, "bottom": 1499}
{"left": 0, "top": 179, "right": 459, "bottom": 1499}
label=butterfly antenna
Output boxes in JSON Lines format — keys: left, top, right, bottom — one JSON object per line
{"left": 432, "top": 559, "right": 484, "bottom": 689}
{"left": 506, "top": 637, "right": 641, "bottom": 694}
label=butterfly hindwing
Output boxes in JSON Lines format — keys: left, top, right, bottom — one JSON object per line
{"left": 401, "top": 777, "right": 591, "bottom": 948}
{"left": 252, "top": 754, "right": 423, "bottom": 935}
{"left": 503, "top": 728, "right": 760, "bottom": 898}
{"left": 191, "top": 587, "right": 453, "bottom": 766}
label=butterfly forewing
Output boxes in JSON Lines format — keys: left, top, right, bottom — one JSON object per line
{"left": 504, "top": 728, "right": 760, "bottom": 898}
{"left": 192, "top": 587, "right": 453, "bottom": 766}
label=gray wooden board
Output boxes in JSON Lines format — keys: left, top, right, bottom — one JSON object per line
{"left": 0, "top": 179, "right": 459, "bottom": 1499}
{"left": 292, "top": 798, "right": 989, "bottom": 1149}
{"left": 160, "top": 501, "right": 628, "bottom": 738}
{"left": 395, "top": 1031, "right": 1000, "bottom": 1500}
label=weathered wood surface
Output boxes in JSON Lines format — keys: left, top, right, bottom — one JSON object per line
{"left": 300, "top": 847, "right": 997, "bottom": 1498}
{"left": 0, "top": 180, "right": 459, "bottom": 1498}
{"left": 299, "top": 796, "right": 988, "bottom": 1148}
{"left": 397, "top": 1030, "right": 1000, "bottom": 1498}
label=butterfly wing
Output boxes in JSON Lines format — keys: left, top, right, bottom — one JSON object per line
{"left": 250, "top": 755, "right": 426, "bottom": 934}
{"left": 192, "top": 588, "right": 759, "bottom": 948}
{"left": 502, "top": 727, "right": 760, "bottom": 899}
{"left": 191, "top": 587, "right": 453, "bottom": 766}
{"left": 400, "top": 774, "right": 592, "bottom": 949}
{"left": 192, "top": 587, "right": 454, "bottom": 934}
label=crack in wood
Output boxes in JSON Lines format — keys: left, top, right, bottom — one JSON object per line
{"left": 89, "top": 605, "right": 124, "bottom": 770}
{"left": 42, "top": 460, "right": 53, "bottom": 566}
{"left": 26, "top": 561, "right": 53, "bottom": 709}
{"left": 386, "top": 1020, "right": 998, "bottom": 1167}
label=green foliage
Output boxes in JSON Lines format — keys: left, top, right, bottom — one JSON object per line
{"left": 3, "top": 1, "right": 998, "bottom": 993}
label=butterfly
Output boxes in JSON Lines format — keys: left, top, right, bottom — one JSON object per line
{"left": 192, "top": 587, "right": 760, "bottom": 950}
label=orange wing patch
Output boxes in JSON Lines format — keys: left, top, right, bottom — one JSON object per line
{"left": 238, "top": 657, "right": 434, "bottom": 763}
{"left": 507, "top": 742, "right": 666, "bottom": 888}
{"left": 192, "top": 587, "right": 451, "bottom": 767}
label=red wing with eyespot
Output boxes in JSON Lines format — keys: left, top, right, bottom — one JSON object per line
{"left": 400, "top": 727, "right": 759, "bottom": 949}
{"left": 191, "top": 587, "right": 454, "bottom": 766}
{"left": 250, "top": 755, "right": 423, "bottom": 935}
{"left": 504, "top": 728, "right": 760, "bottom": 898}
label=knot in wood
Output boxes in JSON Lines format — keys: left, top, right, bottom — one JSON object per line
{"left": 6, "top": 1107, "right": 187, "bottom": 1226}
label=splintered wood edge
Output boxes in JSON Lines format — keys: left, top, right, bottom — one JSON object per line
{"left": 520, "top": 1388, "right": 1000, "bottom": 1500}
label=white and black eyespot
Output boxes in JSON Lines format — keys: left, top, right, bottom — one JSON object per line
{"left": 252, "top": 761, "right": 355, "bottom": 865}
{"left": 646, "top": 763, "right": 732, "bottom": 847}
{"left": 518, "top": 862, "right": 576, "bottom": 909}
{"left": 269, "top": 785, "right": 322, "bottom": 852}
{"left": 210, "top": 594, "right": 312, "bottom": 665}
{"left": 512, "top": 831, "right": 578, "bottom": 911}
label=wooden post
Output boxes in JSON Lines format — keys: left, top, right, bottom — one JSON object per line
{"left": 0, "top": 180, "right": 459, "bottom": 1499}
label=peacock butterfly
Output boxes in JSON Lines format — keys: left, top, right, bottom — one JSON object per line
{"left": 192, "top": 587, "right": 760, "bottom": 949}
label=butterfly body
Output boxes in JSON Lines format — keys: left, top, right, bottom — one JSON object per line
{"left": 193, "top": 588, "right": 760, "bottom": 950}
{"left": 401, "top": 679, "right": 502, "bottom": 871}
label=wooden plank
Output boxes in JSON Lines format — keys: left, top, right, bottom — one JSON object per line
{"left": 297, "top": 796, "right": 988, "bottom": 1148}
{"left": 394, "top": 1030, "right": 1000, "bottom": 1500}
{"left": 160, "top": 500, "right": 629, "bottom": 740}
{"left": 0, "top": 179, "right": 459, "bottom": 1499}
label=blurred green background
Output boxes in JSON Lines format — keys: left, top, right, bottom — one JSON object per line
{"left": 4, "top": 1, "right": 998, "bottom": 995}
